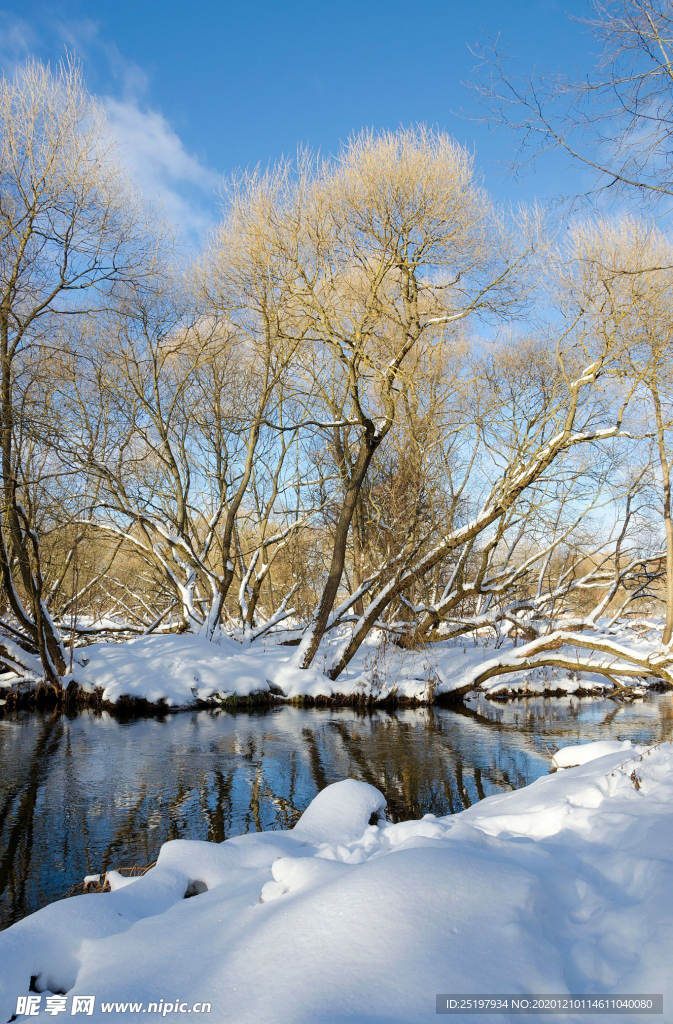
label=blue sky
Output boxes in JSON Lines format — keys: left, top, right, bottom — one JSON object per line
{"left": 0, "top": 1, "right": 596, "bottom": 241}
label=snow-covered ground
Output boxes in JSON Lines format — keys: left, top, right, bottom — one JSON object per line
{"left": 40, "top": 626, "right": 652, "bottom": 709}
{"left": 71, "top": 630, "right": 459, "bottom": 706}
{"left": 2, "top": 740, "right": 671, "bottom": 1022}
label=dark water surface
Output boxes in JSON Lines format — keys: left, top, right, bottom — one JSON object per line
{"left": 1, "top": 693, "right": 672, "bottom": 929}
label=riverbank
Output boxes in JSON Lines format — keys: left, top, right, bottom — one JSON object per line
{"left": 2, "top": 738, "right": 672, "bottom": 1023}
{"left": 1, "top": 628, "right": 662, "bottom": 714}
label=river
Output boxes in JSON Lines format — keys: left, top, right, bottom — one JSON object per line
{"left": 1, "top": 692, "right": 671, "bottom": 929}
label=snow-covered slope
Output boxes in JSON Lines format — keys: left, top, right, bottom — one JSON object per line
{"left": 1, "top": 743, "right": 671, "bottom": 1023}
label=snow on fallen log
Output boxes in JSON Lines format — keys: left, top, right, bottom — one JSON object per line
{"left": 2, "top": 744, "right": 673, "bottom": 1021}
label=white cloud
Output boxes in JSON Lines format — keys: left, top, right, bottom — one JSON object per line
{"left": 0, "top": 11, "right": 219, "bottom": 243}
{"left": 0, "top": 12, "right": 35, "bottom": 74}
{"left": 103, "top": 97, "right": 219, "bottom": 241}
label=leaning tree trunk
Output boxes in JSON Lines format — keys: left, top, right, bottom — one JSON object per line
{"left": 295, "top": 429, "right": 380, "bottom": 670}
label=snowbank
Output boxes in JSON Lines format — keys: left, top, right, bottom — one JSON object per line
{"left": 72, "top": 632, "right": 439, "bottom": 707}
{"left": 65, "top": 623, "right": 663, "bottom": 709}
{"left": 552, "top": 739, "right": 635, "bottom": 769}
{"left": 2, "top": 745, "right": 672, "bottom": 1022}
{"left": 291, "top": 777, "right": 386, "bottom": 844}
{"left": 1, "top": 613, "right": 666, "bottom": 709}
{"left": 74, "top": 633, "right": 250, "bottom": 706}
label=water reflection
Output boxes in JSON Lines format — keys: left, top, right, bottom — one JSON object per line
{"left": 1, "top": 692, "right": 672, "bottom": 929}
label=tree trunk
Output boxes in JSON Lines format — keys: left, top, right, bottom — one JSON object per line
{"left": 295, "top": 431, "right": 379, "bottom": 669}
{"left": 652, "top": 385, "right": 673, "bottom": 646}
{"left": 0, "top": 324, "right": 66, "bottom": 686}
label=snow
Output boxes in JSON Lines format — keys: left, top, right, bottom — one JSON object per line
{"left": 291, "top": 778, "right": 386, "bottom": 844}
{"left": 64, "top": 621, "right": 666, "bottom": 709}
{"left": 74, "top": 633, "right": 260, "bottom": 706}
{"left": 552, "top": 739, "right": 635, "bottom": 769}
{"left": 2, "top": 743, "right": 672, "bottom": 1022}
{"left": 104, "top": 870, "right": 137, "bottom": 891}
{"left": 72, "top": 631, "right": 439, "bottom": 707}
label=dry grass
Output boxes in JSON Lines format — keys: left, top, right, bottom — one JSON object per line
{"left": 62, "top": 861, "right": 156, "bottom": 900}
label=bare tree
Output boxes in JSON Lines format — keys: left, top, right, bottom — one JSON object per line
{"left": 0, "top": 60, "right": 148, "bottom": 687}
{"left": 265, "top": 127, "right": 540, "bottom": 670}
{"left": 66, "top": 171, "right": 314, "bottom": 639}
{"left": 568, "top": 217, "right": 673, "bottom": 642}
{"left": 473, "top": 0, "right": 673, "bottom": 206}
{"left": 321, "top": 219, "right": 640, "bottom": 679}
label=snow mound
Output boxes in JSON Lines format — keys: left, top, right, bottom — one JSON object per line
{"left": 291, "top": 779, "right": 387, "bottom": 844}
{"left": 272, "top": 662, "right": 344, "bottom": 699}
{"left": 552, "top": 739, "right": 634, "bottom": 769}
{"left": 260, "top": 855, "right": 349, "bottom": 903}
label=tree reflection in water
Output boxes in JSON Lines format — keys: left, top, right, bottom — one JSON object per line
{"left": 1, "top": 693, "right": 671, "bottom": 929}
